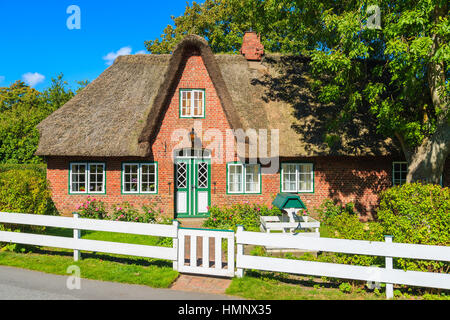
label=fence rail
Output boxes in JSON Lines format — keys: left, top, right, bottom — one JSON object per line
{"left": 0, "top": 212, "right": 179, "bottom": 262}
{"left": 1, "top": 212, "right": 450, "bottom": 300}
{"left": 235, "top": 226, "right": 450, "bottom": 299}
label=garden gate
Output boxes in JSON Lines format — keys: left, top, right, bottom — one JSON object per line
{"left": 177, "top": 227, "right": 235, "bottom": 277}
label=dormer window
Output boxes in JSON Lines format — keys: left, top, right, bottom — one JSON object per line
{"left": 180, "top": 89, "right": 205, "bottom": 118}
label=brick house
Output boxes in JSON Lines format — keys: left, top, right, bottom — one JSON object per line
{"left": 35, "top": 33, "right": 449, "bottom": 220}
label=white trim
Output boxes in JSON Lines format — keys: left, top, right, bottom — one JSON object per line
{"left": 227, "top": 163, "right": 244, "bottom": 194}
{"left": 70, "top": 162, "right": 106, "bottom": 194}
{"left": 281, "top": 163, "right": 314, "bottom": 193}
{"left": 87, "top": 163, "right": 106, "bottom": 194}
{"left": 122, "top": 163, "right": 158, "bottom": 194}
{"left": 180, "top": 89, "right": 205, "bottom": 118}
{"left": 140, "top": 163, "right": 158, "bottom": 194}
{"left": 244, "top": 164, "right": 261, "bottom": 194}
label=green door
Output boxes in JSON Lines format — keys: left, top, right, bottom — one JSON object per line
{"left": 175, "top": 158, "right": 210, "bottom": 218}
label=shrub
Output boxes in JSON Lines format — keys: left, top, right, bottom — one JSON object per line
{"left": 317, "top": 199, "right": 384, "bottom": 267}
{"left": 76, "top": 201, "right": 170, "bottom": 224}
{"left": 339, "top": 282, "right": 352, "bottom": 294}
{"left": 377, "top": 183, "right": 450, "bottom": 273}
{"left": 0, "top": 169, "right": 56, "bottom": 217}
{"left": 0, "top": 167, "right": 56, "bottom": 251}
{"left": 203, "top": 202, "right": 282, "bottom": 232}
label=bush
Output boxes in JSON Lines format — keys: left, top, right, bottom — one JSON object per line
{"left": 76, "top": 200, "right": 171, "bottom": 225}
{"left": 0, "top": 169, "right": 56, "bottom": 216}
{"left": 203, "top": 203, "right": 282, "bottom": 231}
{"left": 0, "top": 168, "right": 56, "bottom": 251}
{"left": 377, "top": 183, "right": 450, "bottom": 273}
{"left": 317, "top": 199, "right": 384, "bottom": 267}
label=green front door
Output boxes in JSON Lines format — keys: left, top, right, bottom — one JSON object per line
{"left": 175, "top": 158, "right": 211, "bottom": 218}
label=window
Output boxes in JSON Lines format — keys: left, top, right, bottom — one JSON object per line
{"left": 122, "top": 163, "right": 158, "bottom": 194}
{"left": 70, "top": 163, "right": 105, "bottom": 194}
{"left": 392, "top": 162, "right": 444, "bottom": 186}
{"left": 227, "top": 163, "right": 260, "bottom": 194}
{"left": 392, "top": 162, "right": 408, "bottom": 186}
{"left": 180, "top": 89, "right": 205, "bottom": 118}
{"left": 281, "top": 163, "right": 314, "bottom": 193}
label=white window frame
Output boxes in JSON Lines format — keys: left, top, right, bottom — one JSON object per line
{"left": 227, "top": 163, "right": 261, "bottom": 194}
{"left": 122, "top": 163, "right": 158, "bottom": 194}
{"left": 281, "top": 163, "right": 314, "bottom": 193}
{"left": 70, "top": 162, "right": 106, "bottom": 194}
{"left": 180, "top": 89, "right": 205, "bottom": 118}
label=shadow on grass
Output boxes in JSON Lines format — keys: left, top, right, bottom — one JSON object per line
{"left": 30, "top": 247, "right": 173, "bottom": 268}
{"left": 244, "top": 269, "right": 342, "bottom": 290}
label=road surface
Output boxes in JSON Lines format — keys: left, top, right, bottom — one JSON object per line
{"left": 0, "top": 266, "right": 239, "bottom": 300}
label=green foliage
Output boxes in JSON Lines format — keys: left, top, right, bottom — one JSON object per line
{"left": 317, "top": 199, "right": 384, "bottom": 267}
{"left": 0, "top": 168, "right": 56, "bottom": 250}
{"left": 76, "top": 200, "right": 171, "bottom": 225}
{"left": 203, "top": 202, "right": 282, "bottom": 231}
{"left": 339, "top": 282, "right": 353, "bottom": 294}
{"left": 0, "top": 75, "right": 88, "bottom": 164}
{"left": 145, "top": 0, "right": 320, "bottom": 54}
{"left": 147, "top": 0, "right": 449, "bottom": 180}
{"left": 0, "top": 169, "right": 56, "bottom": 216}
{"left": 377, "top": 183, "right": 450, "bottom": 273}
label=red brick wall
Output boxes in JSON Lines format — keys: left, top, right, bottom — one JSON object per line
{"left": 46, "top": 52, "right": 446, "bottom": 220}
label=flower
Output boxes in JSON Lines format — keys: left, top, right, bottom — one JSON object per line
{"left": 95, "top": 208, "right": 99, "bottom": 212}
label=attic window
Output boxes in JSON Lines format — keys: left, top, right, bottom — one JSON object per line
{"left": 180, "top": 89, "right": 205, "bottom": 118}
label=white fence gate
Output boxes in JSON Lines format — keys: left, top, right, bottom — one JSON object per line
{"left": 177, "top": 227, "right": 235, "bottom": 277}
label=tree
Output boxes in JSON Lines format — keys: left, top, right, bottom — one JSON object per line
{"left": 307, "top": 0, "right": 449, "bottom": 184}
{"left": 145, "top": 0, "right": 449, "bottom": 184}
{"left": 0, "top": 74, "right": 84, "bottom": 164}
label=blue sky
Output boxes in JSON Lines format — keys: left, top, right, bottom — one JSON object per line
{"left": 0, "top": 0, "right": 201, "bottom": 90}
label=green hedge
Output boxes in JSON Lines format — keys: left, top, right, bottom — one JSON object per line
{"left": 203, "top": 203, "right": 282, "bottom": 232}
{"left": 377, "top": 183, "right": 449, "bottom": 273}
{"left": 0, "top": 168, "right": 55, "bottom": 216}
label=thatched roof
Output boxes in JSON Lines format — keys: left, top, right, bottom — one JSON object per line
{"left": 36, "top": 35, "right": 399, "bottom": 158}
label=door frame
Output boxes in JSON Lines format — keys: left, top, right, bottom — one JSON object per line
{"left": 175, "top": 149, "right": 211, "bottom": 219}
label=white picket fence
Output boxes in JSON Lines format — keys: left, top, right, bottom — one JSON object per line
{"left": 0, "top": 212, "right": 179, "bottom": 263}
{"left": 1, "top": 212, "right": 450, "bottom": 299}
{"left": 235, "top": 226, "right": 450, "bottom": 299}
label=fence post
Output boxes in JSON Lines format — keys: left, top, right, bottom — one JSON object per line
{"left": 384, "top": 235, "right": 394, "bottom": 299}
{"left": 73, "top": 212, "right": 81, "bottom": 262}
{"left": 172, "top": 220, "right": 179, "bottom": 271}
{"left": 236, "top": 225, "right": 244, "bottom": 278}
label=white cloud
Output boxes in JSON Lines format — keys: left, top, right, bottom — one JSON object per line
{"left": 22, "top": 72, "right": 45, "bottom": 87}
{"left": 103, "top": 47, "right": 148, "bottom": 65}
{"left": 103, "top": 46, "right": 132, "bottom": 66}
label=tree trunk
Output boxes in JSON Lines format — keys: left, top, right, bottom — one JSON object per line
{"left": 406, "top": 4, "right": 449, "bottom": 184}
{"left": 406, "top": 122, "right": 450, "bottom": 184}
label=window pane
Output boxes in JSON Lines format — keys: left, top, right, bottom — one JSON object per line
{"left": 228, "top": 164, "right": 242, "bottom": 192}
{"left": 124, "top": 164, "right": 139, "bottom": 192}
{"left": 245, "top": 164, "right": 260, "bottom": 193}
{"left": 89, "top": 164, "right": 104, "bottom": 193}
{"left": 141, "top": 164, "right": 156, "bottom": 193}
{"left": 282, "top": 164, "right": 297, "bottom": 192}
{"left": 71, "top": 164, "right": 87, "bottom": 193}
{"left": 298, "top": 164, "right": 313, "bottom": 192}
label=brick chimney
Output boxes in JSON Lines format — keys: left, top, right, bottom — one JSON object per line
{"left": 240, "top": 31, "right": 264, "bottom": 61}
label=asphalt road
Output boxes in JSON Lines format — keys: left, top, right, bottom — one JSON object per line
{"left": 0, "top": 266, "right": 238, "bottom": 300}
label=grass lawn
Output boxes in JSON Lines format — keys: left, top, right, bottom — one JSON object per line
{"left": 226, "top": 271, "right": 386, "bottom": 300}
{"left": 0, "top": 227, "right": 179, "bottom": 288}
